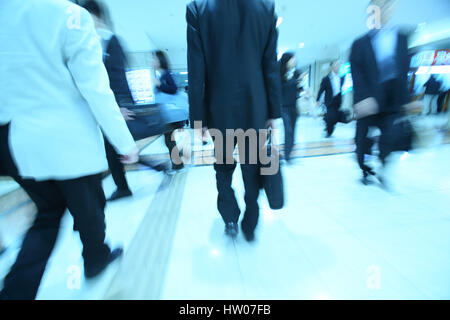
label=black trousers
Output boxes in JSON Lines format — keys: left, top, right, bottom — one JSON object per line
{"left": 324, "top": 93, "right": 347, "bottom": 136}
{"left": 355, "top": 114, "right": 395, "bottom": 176}
{"left": 355, "top": 79, "right": 400, "bottom": 177}
{"left": 281, "top": 106, "right": 298, "bottom": 161}
{"left": 213, "top": 133, "right": 262, "bottom": 233}
{"left": 105, "top": 137, "right": 130, "bottom": 191}
{"left": 164, "top": 122, "right": 185, "bottom": 170}
{"left": 0, "top": 124, "right": 111, "bottom": 300}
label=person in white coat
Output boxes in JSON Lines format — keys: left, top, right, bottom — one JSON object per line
{"left": 0, "top": 0, "right": 138, "bottom": 300}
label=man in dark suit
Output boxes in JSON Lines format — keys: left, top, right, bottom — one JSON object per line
{"left": 350, "top": 0, "right": 411, "bottom": 185}
{"left": 316, "top": 60, "right": 347, "bottom": 137}
{"left": 187, "top": 0, "right": 282, "bottom": 241}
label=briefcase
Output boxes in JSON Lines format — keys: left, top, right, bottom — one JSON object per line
{"left": 261, "top": 130, "right": 284, "bottom": 210}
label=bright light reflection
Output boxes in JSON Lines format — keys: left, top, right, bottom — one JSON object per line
{"left": 210, "top": 248, "right": 220, "bottom": 258}
{"left": 400, "top": 152, "right": 409, "bottom": 161}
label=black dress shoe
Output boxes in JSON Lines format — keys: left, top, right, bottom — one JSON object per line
{"left": 85, "top": 248, "right": 123, "bottom": 279}
{"left": 240, "top": 222, "right": 256, "bottom": 242}
{"left": 107, "top": 188, "right": 132, "bottom": 202}
{"left": 242, "top": 230, "right": 255, "bottom": 242}
{"left": 225, "top": 222, "right": 238, "bottom": 238}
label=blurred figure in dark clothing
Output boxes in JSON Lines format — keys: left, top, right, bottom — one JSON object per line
{"left": 187, "top": 0, "right": 282, "bottom": 241}
{"left": 280, "top": 52, "right": 299, "bottom": 162}
{"left": 152, "top": 50, "right": 185, "bottom": 174}
{"left": 153, "top": 50, "right": 178, "bottom": 94}
{"left": 83, "top": 0, "right": 135, "bottom": 201}
{"left": 350, "top": 0, "right": 410, "bottom": 186}
{"left": 316, "top": 60, "right": 348, "bottom": 137}
{"left": 422, "top": 75, "right": 442, "bottom": 115}
{"left": 84, "top": 1, "right": 171, "bottom": 200}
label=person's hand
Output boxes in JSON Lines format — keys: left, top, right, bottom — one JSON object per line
{"left": 316, "top": 101, "right": 320, "bottom": 108}
{"left": 154, "top": 77, "right": 161, "bottom": 87}
{"left": 120, "top": 147, "right": 139, "bottom": 164}
{"left": 120, "top": 108, "right": 135, "bottom": 121}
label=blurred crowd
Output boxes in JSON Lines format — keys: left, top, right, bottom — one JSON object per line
{"left": 0, "top": 0, "right": 448, "bottom": 299}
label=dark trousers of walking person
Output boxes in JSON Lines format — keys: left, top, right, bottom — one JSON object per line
{"left": 282, "top": 106, "right": 298, "bottom": 161}
{"left": 324, "top": 94, "right": 345, "bottom": 137}
{"left": 355, "top": 80, "right": 398, "bottom": 178}
{"left": 355, "top": 114, "right": 395, "bottom": 177}
{"left": 164, "top": 122, "right": 185, "bottom": 170}
{"left": 213, "top": 134, "right": 262, "bottom": 234}
{"left": 0, "top": 124, "right": 112, "bottom": 300}
{"left": 105, "top": 137, "right": 130, "bottom": 192}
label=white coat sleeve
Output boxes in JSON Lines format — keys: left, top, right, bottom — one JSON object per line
{"left": 63, "top": 5, "right": 136, "bottom": 155}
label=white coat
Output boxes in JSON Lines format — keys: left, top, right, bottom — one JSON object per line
{"left": 0, "top": 0, "right": 136, "bottom": 181}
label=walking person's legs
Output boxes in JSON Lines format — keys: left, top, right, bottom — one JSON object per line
{"left": 377, "top": 114, "right": 396, "bottom": 169}
{"left": 240, "top": 163, "right": 261, "bottom": 242}
{"left": 0, "top": 179, "right": 66, "bottom": 300}
{"left": 282, "top": 108, "right": 294, "bottom": 161}
{"left": 104, "top": 138, "right": 132, "bottom": 201}
{"left": 0, "top": 126, "right": 67, "bottom": 300}
{"left": 325, "top": 107, "right": 338, "bottom": 137}
{"left": 214, "top": 163, "right": 240, "bottom": 235}
{"left": 164, "top": 129, "right": 185, "bottom": 172}
{"left": 213, "top": 134, "right": 240, "bottom": 237}
{"left": 57, "top": 174, "right": 120, "bottom": 278}
{"left": 355, "top": 117, "right": 376, "bottom": 184}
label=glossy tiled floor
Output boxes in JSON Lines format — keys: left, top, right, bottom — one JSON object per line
{"left": 161, "top": 146, "right": 450, "bottom": 300}
{"left": 0, "top": 116, "right": 449, "bottom": 299}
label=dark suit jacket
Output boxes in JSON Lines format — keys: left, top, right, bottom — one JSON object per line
{"left": 350, "top": 31, "right": 411, "bottom": 114}
{"left": 186, "top": 0, "right": 282, "bottom": 132}
{"left": 317, "top": 75, "right": 344, "bottom": 108}
{"left": 157, "top": 70, "right": 178, "bottom": 95}
{"left": 104, "top": 35, "right": 134, "bottom": 106}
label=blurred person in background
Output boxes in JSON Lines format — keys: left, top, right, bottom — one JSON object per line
{"left": 187, "top": 0, "right": 282, "bottom": 241}
{"left": 152, "top": 50, "right": 186, "bottom": 174}
{"left": 422, "top": 75, "right": 442, "bottom": 116}
{"left": 83, "top": 0, "right": 136, "bottom": 201}
{"left": 0, "top": 0, "right": 138, "bottom": 299}
{"left": 280, "top": 52, "right": 300, "bottom": 162}
{"left": 316, "top": 60, "right": 348, "bottom": 138}
{"left": 350, "top": 0, "right": 410, "bottom": 186}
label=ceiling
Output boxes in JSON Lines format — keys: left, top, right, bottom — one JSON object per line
{"left": 101, "top": 0, "right": 450, "bottom": 69}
